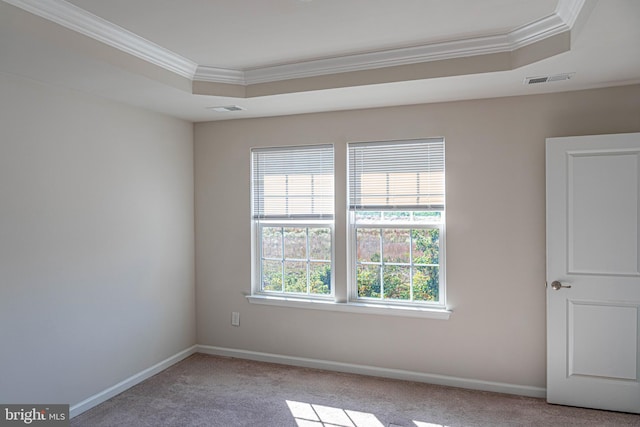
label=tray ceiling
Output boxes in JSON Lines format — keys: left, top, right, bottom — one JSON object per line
{"left": 0, "top": 0, "right": 638, "bottom": 121}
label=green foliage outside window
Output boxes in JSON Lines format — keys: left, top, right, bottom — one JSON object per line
{"left": 357, "top": 228, "right": 439, "bottom": 302}
{"left": 259, "top": 221, "right": 440, "bottom": 302}
{"left": 261, "top": 226, "right": 331, "bottom": 295}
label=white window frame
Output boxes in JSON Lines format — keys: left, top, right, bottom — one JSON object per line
{"left": 347, "top": 138, "right": 446, "bottom": 309}
{"left": 250, "top": 144, "right": 335, "bottom": 300}
{"left": 348, "top": 214, "right": 445, "bottom": 308}
{"left": 248, "top": 140, "right": 451, "bottom": 319}
{"left": 254, "top": 220, "right": 335, "bottom": 299}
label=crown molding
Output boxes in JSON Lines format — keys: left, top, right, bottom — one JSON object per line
{"left": 509, "top": 12, "right": 567, "bottom": 48}
{"left": 2, "top": 0, "right": 584, "bottom": 86}
{"left": 556, "top": 0, "right": 587, "bottom": 27}
{"left": 194, "top": 66, "right": 246, "bottom": 85}
{"left": 243, "top": 34, "right": 512, "bottom": 85}
{"left": 509, "top": 0, "right": 585, "bottom": 48}
{"left": 244, "top": 0, "right": 584, "bottom": 85}
{"left": 2, "top": 0, "right": 198, "bottom": 79}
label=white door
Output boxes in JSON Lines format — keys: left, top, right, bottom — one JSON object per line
{"left": 546, "top": 132, "right": 640, "bottom": 413}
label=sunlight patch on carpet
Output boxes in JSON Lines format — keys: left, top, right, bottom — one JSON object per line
{"left": 413, "top": 421, "right": 448, "bottom": 427}
{"left": 286, "top": 400, "right": 449, "bottom": 427}
{"left": 286, "top": 400, "right": 384, "bottom": 427}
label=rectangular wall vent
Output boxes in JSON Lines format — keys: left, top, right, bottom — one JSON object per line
{"left": 207, "top": 105, "right": 246, "bottom": 112}
{"left": 524, "top": 73, "right": 574, "bottom": 85}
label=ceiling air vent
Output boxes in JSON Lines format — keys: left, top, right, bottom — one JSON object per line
{"left": 207, "top": 105, "right": 245, "bottom": 112}
{"left": 524, "top": 73, "right": 574, "bottom": 85}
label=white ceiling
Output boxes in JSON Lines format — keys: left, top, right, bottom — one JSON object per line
{"left": 0, "top": 0, "right": 638, "bottom": 122}
{"left": 65, "top": 0, "right": 558, "bottom": 69}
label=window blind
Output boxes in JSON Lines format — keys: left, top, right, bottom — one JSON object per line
{"left": 348, "top": 138, "right": 444, "bottom": 211}
{"left": 252, "top": 144, "right": 334, "bottom": 220}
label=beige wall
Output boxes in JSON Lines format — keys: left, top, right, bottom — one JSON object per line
{"left": 0, "top": 72, "right": 196, "bottom": 405}
{"left": 2, "top": 75, "right": 637, "bottom": 407}
{"left": 195, "top": 84, "right": 640, "bottom": 389}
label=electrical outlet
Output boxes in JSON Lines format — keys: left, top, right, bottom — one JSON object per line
{"left": 231, "top": 311, "right": 240, "bottom": 326}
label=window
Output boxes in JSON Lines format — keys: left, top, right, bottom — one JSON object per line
{"left": 249, "top": 139, "right": 449, "bottom": 318}
{"left": 251, "top": 145, "right": 334, "bottom": 298}
{"left": 348, "top": 139, "right": 445, "bottom": 307}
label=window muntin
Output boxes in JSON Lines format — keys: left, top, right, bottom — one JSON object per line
{"left": 260, "top": 224, "right": 332, "bottom": 296}
{"left": 353, "top": 213, "right": 443, "bottom": 303}
{"left": 252, "top": 145, "right": 334, "bottom": 298}
{"left": 348, "top": 139, "right": 445, "bottom": 307}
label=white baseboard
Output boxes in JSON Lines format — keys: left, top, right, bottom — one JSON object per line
{"left": 70, "top": 343, "right": 545, "bottom": 418}
{"left": 70, "top": 345, "right": 198, "bottom": 418}
{"left": 197, "top": 344, "right": 546, "bottom": 399}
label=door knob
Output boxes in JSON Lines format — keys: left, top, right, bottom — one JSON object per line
{"left": 551, "top": 280, "right": 571, "bottom": 290}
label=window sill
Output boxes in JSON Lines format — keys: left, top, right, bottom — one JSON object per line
{"left": 246, "top": 295, "right": 451, "bottom": 320}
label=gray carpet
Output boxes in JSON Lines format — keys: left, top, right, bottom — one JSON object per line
{"left": 71, "top": 353, "right": 640, "bottom": 427}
